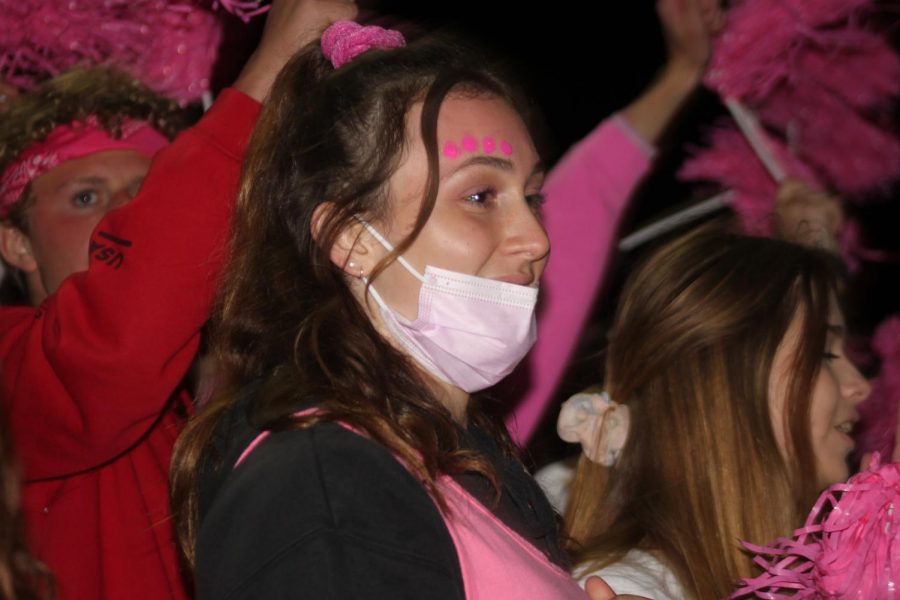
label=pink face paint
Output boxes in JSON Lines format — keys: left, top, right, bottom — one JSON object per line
{"left": 461, "top": 134, "right": 478, "bottom": 152}
{"left": 442, "top": 141, "right": 461, "bottom": 159}
{"left": 500, "top": 140, "right": 513, "bottom": 156}
{"left": 483, "top": 137, "right": 496, "bottom": 154}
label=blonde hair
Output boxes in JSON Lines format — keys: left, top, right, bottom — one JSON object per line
{"left": 565, "top": 222, "right": 842, "bottom": 598}
{"left": 0, "top": 67, "right": 186, "bottom": 228}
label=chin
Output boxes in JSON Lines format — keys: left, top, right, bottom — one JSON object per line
{"left": 816, "top": 463, "right": 850, "bottom": 490}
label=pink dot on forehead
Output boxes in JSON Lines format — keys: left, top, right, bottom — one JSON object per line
{"left": 442, "top": 141, "right": 461, "bottom": 159}
{"left": 500, "top": 140, "right": 513, "bottom": 156}
{"left": 461, "top": 134, "right": 478, "bottom": 152}
{"left": 483, "top": 137, "right": 496, "bottom": 154}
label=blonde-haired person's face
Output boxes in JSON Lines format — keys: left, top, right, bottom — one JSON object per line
{"left": 0, "top": 150, "right": 150, "bottom": 305}
{"left": 768, "top": 302, "right": 871, "bottom": 488}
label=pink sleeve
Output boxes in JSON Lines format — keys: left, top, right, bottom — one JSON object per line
{"left": 504, "top": 116, "right": 654, "bottom": 444}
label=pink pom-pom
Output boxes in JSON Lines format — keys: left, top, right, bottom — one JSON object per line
{"left": 698, "top": 0, "right": 900, "bottom": 206}
{"left": 320, "top": 20, "right": 405, "bottom": 69}
{"left": 759, "top": 83, "right": 900, "bottom": 198}
{"left": 791, "top": 35, "right": 900, "bottom": 112}
{"left": 679, "top": 125, "right": 822, "bottom": 236}
{"left": 0, "top": 0, "right": 269, "bottom": 105}
{"left": 705, "top": 0, "right": 800, "bottom": 102}
{"left": 732, "top": 455, "right": 900, "bottom": 598}
{"left": 780, "top": 0, "right": 870, "bottom": 27}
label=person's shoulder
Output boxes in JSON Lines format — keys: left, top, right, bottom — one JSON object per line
{"left": 533, "top": 456, "right": 577, "bottom": 514}
{"left": 235, "top": 421, "right": 432, "bottom": 507}
{"left": 577, "top": 549, "right": 687, "bottom": 600}
{"left": 207, "top": 420, "right": 434, "bottom": 521}
{"left": 0, "top": 304, "right": 32, "bottom": 343}
{"left": 197, "top": 421, "right": 463, "bottom": 598}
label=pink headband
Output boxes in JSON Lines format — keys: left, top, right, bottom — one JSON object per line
{"left": 0, "top": 118, "right": 169, "bottom": 218}
{"left": 321, "top": 20, "right": 406, "bottom": 69}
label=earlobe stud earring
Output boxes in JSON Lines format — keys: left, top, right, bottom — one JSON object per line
{"left": 347, "top": 261, "right": 364, "bottom": 279}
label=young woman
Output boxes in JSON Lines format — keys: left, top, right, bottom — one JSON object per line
{"left": 561, "top": 222, "right": 871, "bottom": 599}
{"left": 170, "top": 22, "right": 598, "bottom": 599}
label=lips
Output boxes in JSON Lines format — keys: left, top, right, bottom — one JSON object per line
{"left": 833, "top": 416, "right": 859, "bottom": 450}
{"left": 835, "top": 421, "right": 855, "bottom": 435}
{"left": 492, "top": 272, "right": 533, "bottom": 286}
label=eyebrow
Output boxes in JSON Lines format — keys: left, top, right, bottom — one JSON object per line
{"left": 56, "top": 176, "right": 107, "bottom": 193}
{"left": 443, "top": 154, "right": 544, "bottom": 180}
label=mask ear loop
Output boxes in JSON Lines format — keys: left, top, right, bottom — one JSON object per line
{"left": 352, "top": 217, "right": 451, "bottom": 383}
{"left": 353, "top": 215, "right": 425, "bottom": 283}
{"left": 352, "top": 215, "right": 423, "bottom": 325}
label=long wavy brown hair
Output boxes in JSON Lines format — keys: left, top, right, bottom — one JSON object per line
{"left": 564, "top": 222, "right": 845, "bottom": 599}
{"left": 0, "top": 416, "right": 52, "bottom": 599}
{"left": 170, "top": 36, "right": 542, "bottom": 566}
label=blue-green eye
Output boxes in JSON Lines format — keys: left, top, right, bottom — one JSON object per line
{"left": 72, "top": 189, "right": 99, "bottom": 208}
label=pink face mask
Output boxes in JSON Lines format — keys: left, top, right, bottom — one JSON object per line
{"left": 358, "top": 219, "right": 538, "bottom": 393}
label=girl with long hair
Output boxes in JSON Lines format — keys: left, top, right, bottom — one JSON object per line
{"left": 170, "top": 21, "right": 601, "bottom": 599}
{"left": 561, "top": 222, "right": 871, "bottom": 598}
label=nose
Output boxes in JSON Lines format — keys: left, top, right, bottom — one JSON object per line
{"left": 841, "top": 360, "right": 872, "bottom": 405}
{"left": 503, "top": 200, "right": 550, "bottom": 266}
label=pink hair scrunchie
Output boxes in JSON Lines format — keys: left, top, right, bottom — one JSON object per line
{"left": 321, "top": 20, "right": 406, "bottom": 69}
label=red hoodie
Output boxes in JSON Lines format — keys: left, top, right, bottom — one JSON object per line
{"left": 0, "top": 88, "right": 260, "bottom": 599}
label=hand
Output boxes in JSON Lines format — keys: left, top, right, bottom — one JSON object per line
{"left": 619, "top": 0, "right": 722, "bottom": 144}
{"left": 773, "top": 178, "right": 843, "bottom": 251}
{"left": 585, "top": 575, "right": 654, "bottom": 600}
{"left": 234, "top": 0, "right": 358, "bottom": 101}
{"left": 657, "top": 0, "right": 721, "bottom": 79}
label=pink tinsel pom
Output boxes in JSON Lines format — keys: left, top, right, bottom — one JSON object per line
{"left": 320, "top": 20, "right": 406, "bottom": 69}
{"left": 0, "top": 0, "right": 267, "bottom": 105}
{"left": 732, "top": 454, "right": 900, "bottom": 598}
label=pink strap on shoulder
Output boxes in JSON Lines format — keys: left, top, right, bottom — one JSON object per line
{"left": 233, "top": 408, "right": 319, "bottom": 468}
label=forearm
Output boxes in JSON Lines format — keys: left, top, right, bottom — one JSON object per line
{"left": 619, "top": 60, "right": 702, "bottom": 146}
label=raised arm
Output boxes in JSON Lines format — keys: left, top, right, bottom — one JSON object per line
{"left": 0, "top": 0, "right": 357, "bottom": 479}
{"left": 506, "top": 0, "right": 720, "bottom": 443}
